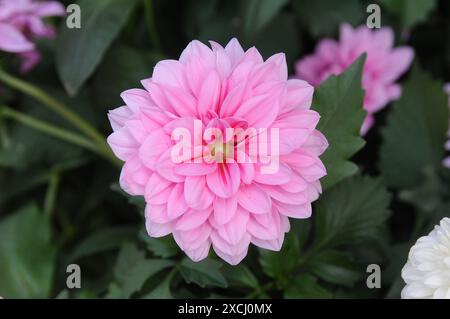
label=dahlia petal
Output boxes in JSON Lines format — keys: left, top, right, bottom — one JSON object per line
{"left": 302, "top": 130, "right": 329, "bottom": 156}
{"left": 184, "top": 240, "right": 211, "bottom": 262}
{"left": 167, "top": 183, "right": 189, "bottom": 219}
{"left": 275, "top": 201, "right": 312, "bottom": 219}
{"left": 175, "top": 162, "right": 217, "bottom": 176}
{"left": 184, "top": 176, "right": 214, "bottom": 210}
{"left": 213, "top": 196, "right": 238, "bottom": 225}
{"left": 247, "top": 211, "right": 280, "bottom": 240}
{"left": 214, "top": 48, "right": 232, "bottom": 79}
{"left": 211, "top": 230, "right": 251, "bottom": 263}
{"left": 217, "top": 207, "right": 249, "bottom": 245}
{"left": 174, "top": 223, "right": 211, "bottom": 251}
{"left": 260, "top": 185, "right": 308, "bottom": 205}
{"left": 121, "top": 89, "right": 155, "bottom": 113}
{"left": 234, "top": 94, "right": 279, "bottom": 128}
{"left": 19, "top": 50, "right": 41, "bottom": 73}
{"left": 144, "top": 173, "right": 172, "bottom": 204}
{"left": 380, "top": 47, "right": 414, "bottom": 83}
{"left": 219, "top": 83, "right": 248, "bottom": 117}
{"left": 179, "top": 40, "right": 215, "bottom": 67}
{"left": 152, "top": 59, "right": 188, "bottom": 90}
{"left": 155, "top": 149, "right": 185, "bottom": 183}
{"left": 253, "top": 162, "right": 292, "bottom": 185}
{"left": 280, "top": 79, "right": 314, "bottom": 113}
{"left": 145, "top": 204, "right": 171, "bottom": 223}
{"left": 224, "top": 38, "right": 245, "bottom": 67}
{"left": 139, "top": 129, "right": 171, "bottom": 170}
{"left": 0, "top": 22, "right": 34, "bottom": 52}
{"left": 120, "top": 155, "right": 151, "bottom": 195}
{"left": 163, "top": 85, "right": 198, "bottom": 117}
{"left": 107, "top": 127, "right": 139, "bottom": 161}
{"left": 206, "top": 163, "right": 240, "bottom": 198}
{"left": 34, "top": 1, "right": 66, "bottom": 16}
{"left": 237, "top": 184, "right": 271, "bottom": 214}
{"left": 146, "top": 219, "right": 172, "bottom": 238}
{"left": 251, "top": 235, "right": 284, "bottom": 251}
{"left": 184, "top": 55, "right": 210, "bottom": 97}
{"left": 175, "top": 208, "right": 212, "bottom": 231}
{"left": 238, "top": 161, "right": 255, "bottom": 184}
{"left": 197, "top": 70, "right": 221, "bottom": 116}
{"left": 108, "top": 106, "right": 133, "bottom": 131}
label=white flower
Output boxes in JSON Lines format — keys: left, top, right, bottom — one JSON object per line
{"left": 401, "top": 217, "right": 450, "bottom": 299}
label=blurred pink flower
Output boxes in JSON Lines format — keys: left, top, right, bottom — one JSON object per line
{"left": 0, "top": 0, "right": 65, "bottom": 72}
{"left": 444, "top": 84, "right": 450, "bottom": 168}
{"left": 107, "top": 38, "right": 328, "bottom": 265}
{"left": 296, "top": 24, "right": 414, "bottom": 135}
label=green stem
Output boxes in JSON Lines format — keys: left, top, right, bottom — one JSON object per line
{"left": 44, "top": 171, "right": 60, "bottom": 217}
{"left": 0, "top": 69, "right": 121, "bottom": 167}
{"left": 0, "top": 106, "right": 99, "bottom": 153}
{"left": 143, "top": 0, "right": 161, "bottom": 52}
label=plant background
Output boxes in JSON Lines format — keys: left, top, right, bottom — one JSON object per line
{"left": 0, "top": 0, "right": 449, "bottom": 299}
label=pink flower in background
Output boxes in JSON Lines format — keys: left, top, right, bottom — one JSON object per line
{"left": 444, "top": 84, "right": 450, "bottom": 168}
{"left": 0, "top": 0, "right": 65, "bottom": 72}
{"left": 107, "top": 38, "right": 328, "bottom": 265}
{"left": 296, "top": 24, "right": 414, "bottom": 135}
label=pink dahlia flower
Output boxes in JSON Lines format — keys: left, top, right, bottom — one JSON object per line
{"left": 296, "top": 24, "right": 414, "bottom": 135}
{"left": 107, "top": 39, "right": 328, "bottom": 265}
{"left": 444, "top": 84, "right": 450, "bottom": 168}
{"left": 0, "top": 0, "right": 65, "bottom": 72}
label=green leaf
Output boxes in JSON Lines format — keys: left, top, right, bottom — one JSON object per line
{"left": 258, "top": 221, "right": 308, "bottom": 287}
{"left": 313, "top": 55, "right": 367, "bottom": 189}
{"left": 142, "top": 233, "right": 179, "bottom": 259}
{"left": 180, "top": 258, "right": 227, "bottom": 288}
{"left": 92, "top": 45, "right": 160, "bottom": 109}
{"left": 241, "top": 0, "right": 288, "bottom": 38}
{"left": 56, "top": 0, "right": 139, "bottom": 95}
{"left": 0, "top": 203, "right": 55, "bottom": 298}
{"left": 113, "top": 243, "right": 174, "bottom": 297}
{"left": 284, "top": 274, "right": 332, "bottom": 299}
{"left": 68, "top": 226, "right": 137, "bottom": 262}
{"left": 380, "top": 65, "right": 449, "bottom": 188}
{"left": 379, "top": 0, "right": 436, "bottom": 28}
{"left": 142, "top": 272, "right": 173, "bottom": 299}
{"left": 221, "top": 264, "right": 259, "bottom": 289}
{"left": 293, "top": 0, "right": 363, "bottom": 37}
{"left": 314, "top": 175, "right": 392, "bottom": 249}
{"left": 308, "top": 251, "right": 363, "bottom": 287}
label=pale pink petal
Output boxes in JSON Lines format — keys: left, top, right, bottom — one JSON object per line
{"left": 237, "top": 184, "right": 271, "bottom": 214}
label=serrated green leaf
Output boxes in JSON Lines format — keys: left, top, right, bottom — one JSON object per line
{"left": 221, "top": 264, "right": 259, "bottom": 289}
{"left": 142, "top": 234, "right": 179, "bottom": 259}
{"left": 308, "top": 251, "right": 363, "bottom": 287}
{"left": 314, "top": 175, "right": 392, "bottom": 249}
{"left": 313, "top": 55, "right": 367, "bottom": 189}
{"left": 142, "top": 272, "right": 173, "bottom": 299}
{"left": 258, "top": 221, "right": 308, "bottom": 287}
{"left": 57, "top": 0, "right": 139, "bottom": 95}
{"left": 180, "top": 258, "right": 227, "bottom": 288}
{"left": 380, "top": 65, "right": 449, "bottom": 188}
{"left": 379, "top": 0, "right": 436, "bottom": 28}
{"left": 68, "top": 226, "right": 137, "bottom": 262}
{"left": 0, "top": 203, "right": 55, "bottom": 298}
{"left": 284, "top": 274, "right": 332, "bottom": 299}
{"left": 113, "top": 243, "right": 174, "bottom": 297}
